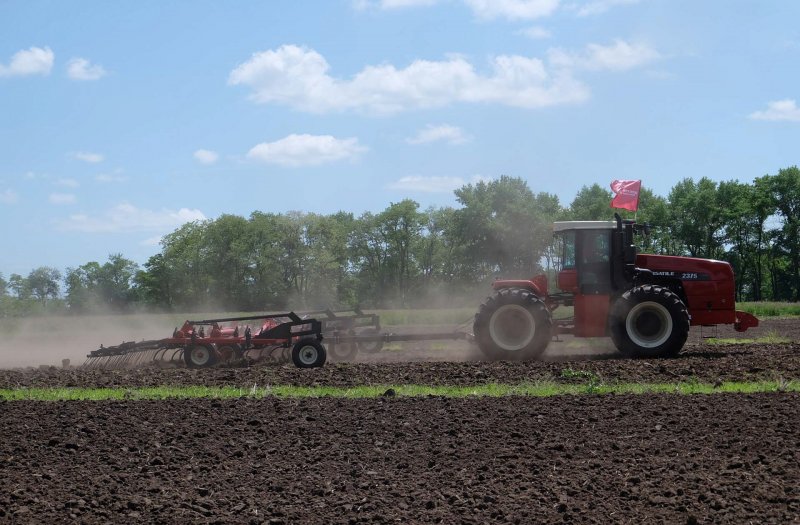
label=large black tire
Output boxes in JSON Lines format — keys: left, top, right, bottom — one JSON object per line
{"left": 473, "top": 288, "right": 552, "bottom": 361}
{"left": 291, "top": 339, "right": 327, "bottom": 368}
{"left": 184, "top": 344, "right": 218, "bottom": 368}
{"left": 610, "top": 285, "right": 690, "bottom": 358}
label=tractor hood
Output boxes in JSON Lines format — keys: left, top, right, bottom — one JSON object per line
{"left": 635, "top": 254, "right": 734, "bottom": 282}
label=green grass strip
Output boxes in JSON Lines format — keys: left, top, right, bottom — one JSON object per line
{"left": 1, "top": 380, "right": 798, "bottom": 401}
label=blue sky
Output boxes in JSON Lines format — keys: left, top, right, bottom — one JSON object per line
{"left": 1, "top": 0, "right": 799, "bottom": 277}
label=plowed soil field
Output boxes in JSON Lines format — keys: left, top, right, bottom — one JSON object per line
{"left": 1, "top": 320, "right": 799, "bottom": 524}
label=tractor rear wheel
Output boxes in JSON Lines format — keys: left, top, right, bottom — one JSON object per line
{"left": 291, "top": 339, "right": 327, "bottom": 368}
{"left": 184, "top": 344, "right": 218, "bottom": 368}
{"left": 473, "top": 288, "right": 552, "bottom": 361}
{"left": 610, "top": 285, "right": 689, "bottom": 358}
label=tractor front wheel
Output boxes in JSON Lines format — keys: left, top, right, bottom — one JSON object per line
{"left": 291, "top": 339, "right": 327, "bottom": 368}
{"left": 473, "top": 288, "right": 552, "bottom": 361}
{"left": 184, "top": 344, "right": 218, "bottom": 368}
{"left": 610, "top": 285, "right": 689, "bottom": 358}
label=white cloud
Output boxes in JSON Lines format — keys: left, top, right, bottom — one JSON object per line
{"left": 389, "top": 175, "right": 490, "bottom": 193}
{"left": 56, "top": 178, "right": 80, "bottom": 188}
{"left": 0, "top": 46, "right": 54, "bottom": 77}
{"left": 247, "top": 134, "right": 367, "bottom": 167}
{"left": 354, "top": 0, "right": 439, "bottom": 8}
{"left": 548, "top": 39, "right": 660, "bottom": 71}
{"left": 407, "top": 124, "right": 470, "bottom": 145}
{"left": 355, "top": 0, "right": 559, "bottom": 19}
{"left": 0, "top": 189, "right": 19, "bottom": 204}
{"left": 574, "top": 0, "right": 639, "bottom": 17}
{"left": 464, "top": 0, "right": 560, "bottom": 20}
{"left": 517, "top": 26, "right": 552, "bottom": 39}
{"left": 66, "top": 57, "right": 107, "bottom": 81}
{"left": 749, "top": 99, "right": 800, "bottom": 122}
{"left": 194, "top": 149, "right": 219, "bottom": 164}
{"left": 72, "top": 151, "right": 104, "bottom": 163}
{"left": 229, "top": 44, "right": 589, "bottom": 114}
{"left": 94, "top": 169, "right": 128, "bottom": 184}
{"left": 58, "top": 203, "right": 206, "bottom": 233}
{"left": 49, "top": 193, "right": 76, "bottom": 205}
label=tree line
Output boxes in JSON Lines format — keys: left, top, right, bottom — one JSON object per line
{"left": 2, "top": 167, "right": 799, "bottom": 316}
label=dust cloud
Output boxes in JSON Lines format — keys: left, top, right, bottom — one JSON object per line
{"left": 0, "top": 306, "right": 621, "bottom": 369}
{"left": 0, "top": 314, "right": 184, "bottom": 369}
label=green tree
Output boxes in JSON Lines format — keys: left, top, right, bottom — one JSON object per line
{"left": 416, "top": 206, "right": 457, "bottom": 286}
{"left": 159, "top": 220, "right": 211, "bottom": 309}
{"left": 302, "top": 211, "right": 356, "bottom": 307}
{"left": 749, "top": 176, "right": 777, "bottom": 301}
{"left": 453, "top": 176, "right": 554, "bottom": 280}
{"left": 348, "top": 211, "right": 392, "bottom": 307}
{"left": 98, "top": 254, "right": 139, "bottom": 310}
{"left": 666, "top": 177, "right": 725, "bottom": 258}
{"left": 569, "top": 183, "right": 613, "bottom": 220}
{"left": 134, "top": 254, "right": 172, "bottom": 308}
{"left": 246, "top": 212, "right": 294, "bottom": 309}
{"left": 203, "top": 214, "right": 252, "bottom": 309}
{"left": 8, "top": 273, "right": 29, "bottom": 299}
{"left": 65, "top": 261, "right": 102, "bottom": 311}
{"left": 767, "top": 166, "right": 800, "bottom": 300}
{"left": 27, "top": 267, "right": 61, "bottom": 306}
{"left": 375, "top": 200, "right": 424, "bottom": 306}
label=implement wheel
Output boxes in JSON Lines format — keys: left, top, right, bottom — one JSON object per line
{"left": 184, "top": 344, "right": 218, "bottom": 368}
{"left": 328, "top": 332, "right": 358, "bottom": 362}
{"left": 473, "top": 288, "right": 552, "bottom": 361}
{"left": 355, "top": 327, "right": 383, "bottom": 354}
{"left": 610, "top": 285, "right": 689, "bottom": 358}
{"left": 291, "top": 339, "right": 327, "bottom": 368}
{"left": 217, "top": 343, "right": 243, "bottom": 364}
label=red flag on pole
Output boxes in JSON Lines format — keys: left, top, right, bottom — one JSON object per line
{"left": 610, "top": 180, "right": 642, "bottom": 212}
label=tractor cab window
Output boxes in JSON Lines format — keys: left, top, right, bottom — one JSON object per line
{"left": 558, "top": 231, "right": 576, "bottom": 271}
{"left": 577, "top": 230, "right": 611, "bottom": 292}
{"left": 580, "top": 231, "right": 610, "bottom": 265}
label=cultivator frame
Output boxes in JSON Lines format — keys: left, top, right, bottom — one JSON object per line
{"left": 83, "top": 309, "right": 471, "bottom": 370}
{"left": 84, "top": 311, "right": 325, "bottom": 370}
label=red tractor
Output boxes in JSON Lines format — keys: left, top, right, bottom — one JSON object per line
{"left": 474, "top": 215, "right": 759, "bottom": 360}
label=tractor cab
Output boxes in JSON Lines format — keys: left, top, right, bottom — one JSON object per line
{"left": 551, "top": 217, "right": 645, "bottom": 337}
{"left": 554, "top": 221, "right": 615, "bottom": 295}
{"left": 554, "top": 216, "right": 643, "bottom": 296}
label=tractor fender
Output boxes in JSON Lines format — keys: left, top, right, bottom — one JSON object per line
{"left": 492, "top": 275, "right": 548, "bottom": 298}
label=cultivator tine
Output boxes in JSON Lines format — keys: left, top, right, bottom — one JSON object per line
{"left": 81, "top": 340, "right": 168, "bottom": 370}
{"left": 118, "top": 351, "right": 148, "bottom": 368}
{"left": 82, "top": 355, "right": 110, "bottom": 369}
